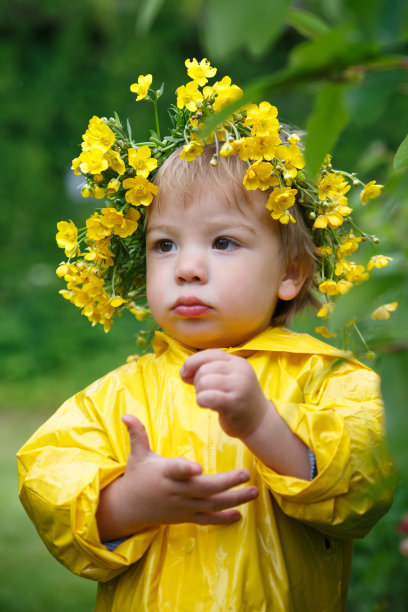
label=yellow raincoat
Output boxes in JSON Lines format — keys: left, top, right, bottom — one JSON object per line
{"left": 18, "top": 327, "right": 396, "bottom": 611}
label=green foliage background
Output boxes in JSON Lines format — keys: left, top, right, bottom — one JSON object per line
{"left": 1, "top": 1, "right": 407, "bottom": 609}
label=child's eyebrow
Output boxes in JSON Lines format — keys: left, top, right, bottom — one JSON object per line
{"left": 146, "top": 220, "right": 258, "bottom": 235}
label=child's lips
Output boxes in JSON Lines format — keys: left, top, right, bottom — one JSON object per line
{"left": 172, "top": 297, "right": 212, "bottom": 317}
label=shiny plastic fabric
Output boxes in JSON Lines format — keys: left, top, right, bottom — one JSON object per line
{"left": 17, "top": 327, "right": 397, "bottom": 611}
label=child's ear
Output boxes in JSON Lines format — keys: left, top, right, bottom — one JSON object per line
{"left": 277, "top": 264, "right": 308, "bottom": 301}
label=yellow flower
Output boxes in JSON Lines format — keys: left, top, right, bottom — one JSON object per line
{"left": 243, "top": 102, "right": 279, "bottom": 137}
{"left": 360, "top": 180, "right": 383, "bottom": 205}
{"left": 180, "top": 140, "right": 204, "bottom": 161}
{"left": 318, "top": 279, "right": 352, "bottom": 296}
{"left": 86, "top": 212, "right": 113, "bottom": 241}
{"left": 81, "top": 186, "right": 94, "bottom": 198}
{"left": 231, "top": 137, "right": 251, "bottom": 161}
{"left": 278, "top": 212, "right": 296, "bottom": 225}
{"left": 129, "top": 306, "right": 150, "bottom": 321}
{"left": 86, "top": 207, "right": 139, "bottom": 241}
{"left": 82, "top": 116, "right": 115, "bottom": 152}
{"left": 246, "top": 134, "right": 281, "bottom": 161}
{"left": 83, "top": 245, "right": 114, "bottom": 268}
{"left": 105, "top": 149, "right": 126, "bottom": 175}
{"left": 336, "top": 279, "right": 353, "bottom": 294}
{"left": 220, "top": 142, "right": 234, "bottom": 158}
{"left": 336, "top": 232, "right": 361, "bottom": 259}
{"left": 212, "top": 76, "right": 243, "bottom": 112}
{"left": 115, "top": 207, "right": 141, "bottom": 238}
{"left": 176, "top": 81, "right": 204, "bottom": 112}
{"left": 315, "top": 326, "right": 337, "bottom": 339}
{"left": 185, "top": 58, "right": 216, "bottom": 86}
{"left": 371, "top": 302, "right": 398, "bottom": 320}
{"left": 266, "top": 187, "right": 297, "bottom": 221}
{"left": 128, "top": 146, "right": 158, "bottom": 178}
{"left": 56, "top": 220, "right": 78, "bottom": 256}
{"left": 318, "top": 280, "right": 338, "bottom": 295}
{"left": 317, "top": 302, "right": 334, "bottom": 318}
{"left": 130, "top": 74, "right": 152, "bottom": 101}
{"left": 94, "top": 187, "right": 106, "bottom": 199}
{"left": 317, "top": 246, "right": 333, "bottom": 256}
{"left": 79, "top": 148, "right": 108, "bottom": 174}
{"left": 110, "top": 296, "right": 128, "bottom": 308}
{"left": 275, "top": 144, "right": 305, "bottom": 179}
{"left": 107, "top": 177, "right": 121, "bottom": 195}
{"left": 288, "top": 134, "right": 301, "bottom": 145}
{"left": 318, "top": 173, "right": 350, "bottom": 201}
{"left": 122, "top": 176, "right": 159, "bottom": 206}
{"left": 71, "top": 157, "right": 81, "bottom": 175}
{"left": 343, "top": 262, "right": 369, "bottom": 284}
{"left": 313, "top": 205, "right": 352, "bottom": 230}
{"left": 366, "top": 255, "right": 393, "bottom": 270}
{"left": 243, "top": 161, "right": 276, "bottom": 191}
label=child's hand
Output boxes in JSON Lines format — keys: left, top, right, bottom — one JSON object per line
{"left": 181, "top": 350, "right": 310, "bottom": 480}
{"left": 180, "top": 350, "right": 270, "bottom": 440}
{"left": 96, "top": 414, "right": 258, "bottom": 541}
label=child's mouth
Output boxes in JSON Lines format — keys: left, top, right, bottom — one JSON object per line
{"left": 173, "top": 297, "right": 211, "bottom": 317}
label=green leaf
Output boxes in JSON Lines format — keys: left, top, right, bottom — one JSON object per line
{"left": 288, "top": 26, "right": 377, "bottom": 71}
{"left": 393, "top": 133, "right": 408, "bottom": 170}
{"left": 136, "top": 0, "right": 165, "bottom": 34}
{"left": 286, "top": 8, "right": 330, "bottom": 39}
{"left": 305, "top": 83, "right": 349, "bottom": 178}
{"left": 203, "top": 0, "right": 291, "bottom": 58}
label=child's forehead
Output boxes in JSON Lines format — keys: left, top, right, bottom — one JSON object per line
{"left": 151, "top": 176, "right": 269, "bottom": 221}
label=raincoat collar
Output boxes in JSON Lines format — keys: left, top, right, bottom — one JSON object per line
{"left": 152, "top": 327, "right": 355, "bottom": 362}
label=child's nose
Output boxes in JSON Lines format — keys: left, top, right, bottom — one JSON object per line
{"left": 175, "top": 249, "right": 208, "bottom": 284}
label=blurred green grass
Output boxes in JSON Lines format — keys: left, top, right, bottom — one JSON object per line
{"left": 0, "top": 412, "right": 96, "bottom": 611}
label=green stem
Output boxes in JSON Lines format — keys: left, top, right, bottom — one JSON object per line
{"left": 352, "top": 320, "right": 371, "bottom": 353}
{"left": 153, "top": 99, "right": 161, "bottom": 139}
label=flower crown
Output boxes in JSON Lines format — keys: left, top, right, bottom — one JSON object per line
{"left": 56, "top": 58, "right": 395, "bottom": 354}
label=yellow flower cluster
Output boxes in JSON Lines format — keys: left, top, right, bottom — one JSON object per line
{"left": 56, "top": 57, "right": 394, "bottom": 351}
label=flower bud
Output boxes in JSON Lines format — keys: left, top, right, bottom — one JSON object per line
{"left": 210, "top": 154, "right": 218, "bottom": 167}
{"left": 366, "top": 351, "right": 376, "bottom": 360}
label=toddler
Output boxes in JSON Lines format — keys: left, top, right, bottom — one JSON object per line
{"left": 18, "top": 61, "right": 396, "bottom": 611}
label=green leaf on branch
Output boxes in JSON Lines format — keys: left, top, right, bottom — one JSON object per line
{"left": 305, "top": 83, "right": 350, "bottom": 178}
{"left": 289, "top": 26, "right": 377, "bottom": 71}
{"left": 203, "top": 0, "right": 291, "bottom": 58}
{"left": 286, "top": 8, "right": 330, "bottom": 39}
{"left": 136, "top": 0, "right": 165, "bottom": 33}
{"left": 393, "top": 133, "right": 408, "bottom": 170}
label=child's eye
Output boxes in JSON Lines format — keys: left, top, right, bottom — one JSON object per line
{"left": 213, "top": 237, "right": 239, "bottom": 250}
{"left": 155, "top": 239, "right": 176, "bottom": 253}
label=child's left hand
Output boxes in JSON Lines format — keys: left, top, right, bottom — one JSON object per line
{"left": 181, "top": 350, "right": 310, "bottom": 479}
{"left": 180, "top": 350, "right": 270, "bottom": 440}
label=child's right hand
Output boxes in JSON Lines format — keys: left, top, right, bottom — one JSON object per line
{"left": 96, "top": 414, "right": 258, "bottom": 541}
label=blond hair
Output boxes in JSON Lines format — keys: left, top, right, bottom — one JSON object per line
{"left": 151, "top": 144, "right": 317, "bottom": 327}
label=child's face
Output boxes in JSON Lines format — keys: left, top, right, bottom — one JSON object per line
{"left": 146, "top": 183, "right": 301, "bottom": 349}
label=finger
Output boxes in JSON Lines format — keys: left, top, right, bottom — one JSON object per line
{"left": 187, "top": 468, "right": 251, "bottom": 498}
{"left": 193, "top": 509, "right": 242, "bottom": 525}
{"left": 163, "top": 457, "right": 203, "bottom": 481}
{"left": 192, "top": 485, "right": 258, "bottom": 514}
{"left": 195, "top": 389, "right": 229, "bottom": 411}
{"left": 122, "top": 414, "right": 151, "bottom": 460}
{"left": 180, "top": 349, "right": 232, "bottom": 384}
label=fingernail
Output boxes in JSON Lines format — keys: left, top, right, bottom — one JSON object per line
{"left": 239, "top": 470, "right": 250, "bottom": 482}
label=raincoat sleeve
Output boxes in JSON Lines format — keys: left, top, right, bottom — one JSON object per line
{"left": 255, "top": 357, "right": 397, "bottom": 539}
{"left": 17, "top": 362, "right": 160, "bottom": 582}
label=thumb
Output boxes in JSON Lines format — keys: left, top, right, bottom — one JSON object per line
{"left": 122, "top": 414, "right": 151, "bottom": 460}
